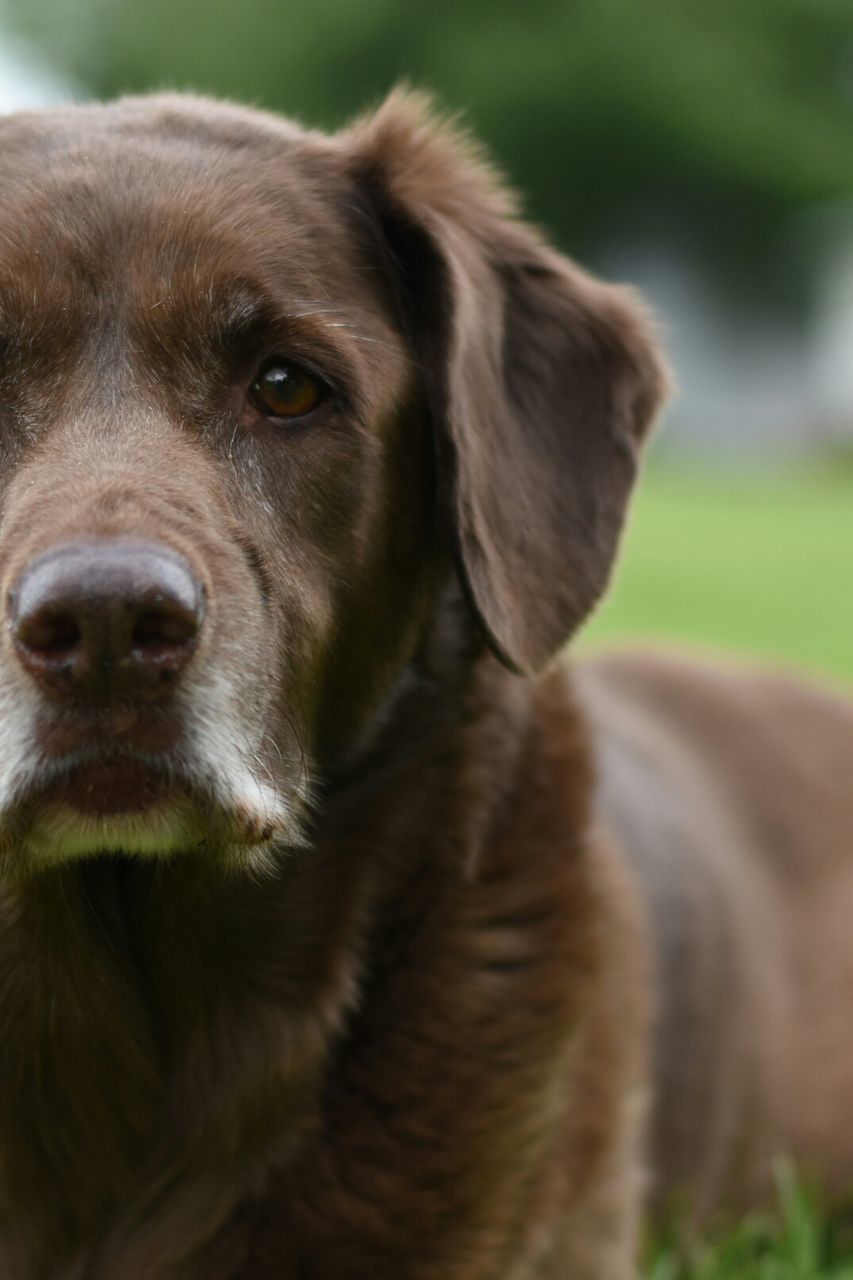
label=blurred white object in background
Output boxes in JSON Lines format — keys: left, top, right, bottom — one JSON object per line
{"left": 0, "top": 19, "right": 75, "bottom": 111}
{"left": 809, "top": 210, "right": 853, "bottom": 449}
{"left": 605, "top": 227, "right": 853, "bottom": 463}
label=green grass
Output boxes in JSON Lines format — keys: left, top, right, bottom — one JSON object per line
{"left": 581, "top": 464, "right": 853, "bottom": 686}
{"left": 579, "top": 465, "right": 853, "bottom": 1276}
{"left": 647, "top": 1168, "right": 853, "bottom": 1280}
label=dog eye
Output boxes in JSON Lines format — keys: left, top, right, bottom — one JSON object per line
{"left": 250, "top": 360, "right": 326, "bottom": 420}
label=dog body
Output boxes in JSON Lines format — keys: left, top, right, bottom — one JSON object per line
{"left": 0, "top": 91, "right": 850, "bottom": 1279}
{"left": 583, "top": 653, "right": 853, "bottom": 1223}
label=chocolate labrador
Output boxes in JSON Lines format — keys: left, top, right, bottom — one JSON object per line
{"left": 0, "top": 88, "right": 851, "bottom": 1280}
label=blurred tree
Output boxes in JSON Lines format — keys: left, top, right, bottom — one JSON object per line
{"left": 5, "top": 0, "right": 853, "bottom": 297}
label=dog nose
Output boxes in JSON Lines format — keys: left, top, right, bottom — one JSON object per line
{"left": 8, "top": 541, "right": 205, "bottom": 702}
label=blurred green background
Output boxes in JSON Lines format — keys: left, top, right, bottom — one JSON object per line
{"left": 1, "top": 0, "right": 850, "bottom": 689}
{"left": 580, "top": 463, "right": 853, "bottom": 685}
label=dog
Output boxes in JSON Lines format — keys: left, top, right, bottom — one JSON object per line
{"left": 0, "top": 87, "right": 851, "bottom": 1279}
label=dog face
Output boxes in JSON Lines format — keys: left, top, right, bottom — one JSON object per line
{"left": 0, "top": 91, "right": 667, "bottom": 877}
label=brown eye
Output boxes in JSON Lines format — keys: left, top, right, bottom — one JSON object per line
{"left": 250, "top": 361, "right": 325, "bottom": 419}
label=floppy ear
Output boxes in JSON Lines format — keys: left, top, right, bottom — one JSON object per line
{"left": 341, "top": 90, "right": 671, "bottom": 676}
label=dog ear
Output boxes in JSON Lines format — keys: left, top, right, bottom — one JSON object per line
{"left": 341, "top": 89, "right": 671, "bottom": 676}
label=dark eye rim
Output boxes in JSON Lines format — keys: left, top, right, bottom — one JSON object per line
{"left": 248, "top": 357, "right": 330, "bottom": 422}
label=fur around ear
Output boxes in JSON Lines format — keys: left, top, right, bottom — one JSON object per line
{"left": 340, "top": 89, "right": 671, "bottom": 676}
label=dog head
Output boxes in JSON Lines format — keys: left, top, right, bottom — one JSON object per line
{"left": 0, "top": 89, "right": 668, "bottom": 876}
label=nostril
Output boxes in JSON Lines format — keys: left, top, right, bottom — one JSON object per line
{"left": 131, "top": 606, "right": 199, "bottom": 655}
{"left": 16, "top": 607, "right": 82, "bottom": 660}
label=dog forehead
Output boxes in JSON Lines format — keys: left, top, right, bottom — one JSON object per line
{"left": 0, "top": 92, "right": 336, "bottom": 185}
{"left": 0, "top": 97, "right": 363, "bottom": 305}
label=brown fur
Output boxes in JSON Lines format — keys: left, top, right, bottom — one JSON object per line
{"left": 0, "top": 89, "right": 848, "bottom": 1279}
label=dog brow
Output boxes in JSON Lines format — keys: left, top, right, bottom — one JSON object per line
{"left": 202, "top": 281, "right": 348, "bottom": 351}
{"left": 203, "top": 279, "right": 278, "bottom": 344}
